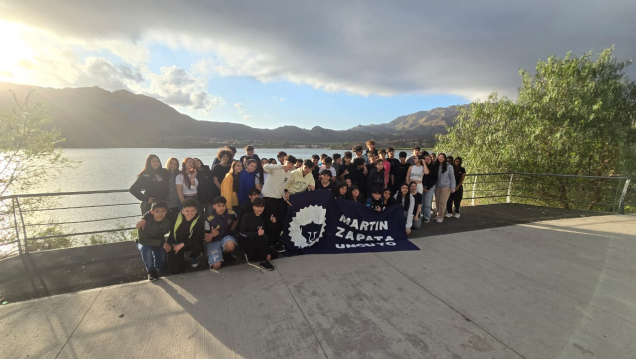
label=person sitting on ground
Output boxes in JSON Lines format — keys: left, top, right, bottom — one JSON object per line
{"left": 204, "top": 196, "right": 238, "bottom": 270}
{"left": 136, "top": 201, "right": 171, "bottom": 281}
{"left": 165, "top": 198, "right": 204, "bottom": 273}
{"left": 238, "top": 198, "right": 279, "bottom": 271}
{"left": 383, "top": 187, "right": 396, "bottom": 208}
{"left": 315, "top": 169, "right": 335, "bottom": 192}
{"left": 286, "top": 159, "right": 316, "bottom": 194}
{"left": 394, "top": 183, "right": 414, "bottom": 235}
{"left": 366, "top": 186, "right": 385, "bottom": 212}
{"left": 348, "top": 184, "right": 366, "bottom": 204}
{"left": 335, "top": 181, "right": 348, "bottom": 199}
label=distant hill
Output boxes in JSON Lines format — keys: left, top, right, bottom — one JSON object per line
{"left": 0, "top": 82, "right": 465, "bottom": 148}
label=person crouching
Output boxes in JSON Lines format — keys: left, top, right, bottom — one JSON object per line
{"left": 238, "top": 198, "right": 279, "bottom": 271}
{"left": 204, "top": 196, "right": 238, "bottom": 270}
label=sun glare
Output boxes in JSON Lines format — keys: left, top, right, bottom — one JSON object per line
{"left": 0, "top": 21, "right": 37, "bottom": 77}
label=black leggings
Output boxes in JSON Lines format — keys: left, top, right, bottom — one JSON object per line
{"left": 166, "top": 237, "right": 203, "bottom": 274}
{"left": 238, "top": 234, "right": 279, "bottom": 262}
{"left": 447, "top": 185, "right": 464, "bottom": 213}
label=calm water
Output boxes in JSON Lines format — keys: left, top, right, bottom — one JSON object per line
{"left": 10, "top": 148, "right": 343, "bottom": 250}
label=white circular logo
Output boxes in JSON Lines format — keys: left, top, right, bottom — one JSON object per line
{"left": 288, "top": 205, "right": 327, "bottom": 248}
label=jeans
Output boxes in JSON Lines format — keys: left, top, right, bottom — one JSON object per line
{"left": 422, "top": 185, "right": 435, "bottom": 221}
{"left": 137, "top": 243, "right": 166, "bottom": 272}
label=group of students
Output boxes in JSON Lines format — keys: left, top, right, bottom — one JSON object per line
{"left": 129, "top": 141, "right": 466, "bottom": 281}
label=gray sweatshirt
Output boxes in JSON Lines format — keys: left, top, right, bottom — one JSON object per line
{"left": 435, "top": 164, "right": 456, "bottom": 191}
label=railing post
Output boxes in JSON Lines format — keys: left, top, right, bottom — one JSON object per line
{"left": 11, "top": 198, "right": 23, "bottom": 256}
{"left": 507, "top": 174, "right": 514, "bottom": 204}
{"left": 15, "top": 197, "right": 29, "bottom": 254}
{"left": 471, "top": 175, "right": 477, "bottom": 206}
{"left": 618, "top": 179, "right": 631, "bottom": 215}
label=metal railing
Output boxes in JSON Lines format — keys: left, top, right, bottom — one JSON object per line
{"left": 0, "top": 172, "right": 634, "bottom": 257}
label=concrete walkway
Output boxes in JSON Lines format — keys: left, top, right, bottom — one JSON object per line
{"left": 1, "top": 214, "right": 635, "bottom": 358}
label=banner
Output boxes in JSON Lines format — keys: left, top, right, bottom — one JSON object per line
{"left": 281, "top": 190, "right": 420, "bottom": 254}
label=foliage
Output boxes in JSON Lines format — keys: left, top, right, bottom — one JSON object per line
{"left": 436, "top": 48, "right": 636, "bottom": 210}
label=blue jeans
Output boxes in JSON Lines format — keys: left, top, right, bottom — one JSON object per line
{"left": 137, "top": 243, "right": 166, "bottom": 272}
{"left": 422, "top": 185, "right": 435, "bottom": 221}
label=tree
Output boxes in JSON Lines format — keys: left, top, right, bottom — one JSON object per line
{"left": 0, "top": 91, "right": 74, "bottom": 256}
{"left": 436, "top": 47, "right": 636, "bottom": 210}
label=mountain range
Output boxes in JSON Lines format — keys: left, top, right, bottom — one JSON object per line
{"left": 0, "top": 82, "right": 464, "bottom": 148}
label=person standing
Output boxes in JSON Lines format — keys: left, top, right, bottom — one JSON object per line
{"left": 446, "top": 157, "right": 466, "bottom": 218}
{"left": 130, "top": 154, "right": 168, "bottom": 215}
{"left": 405, "top": 155, "right": 429, "bottom": 194}
{"left": 434, "top": 153, "right": 456, "bottom": 223}
{"left": 409, "top": 182, "right": 423, "bottom": 230}
{"left": 261, "top": 155, "right": 297, "bottom": 251}
{"left": 421, "top": 154, "right": 438, "bottom": 223}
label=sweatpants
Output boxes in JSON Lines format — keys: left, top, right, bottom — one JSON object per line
{"left": 447, "top": 185, "right": 464, "bottom": 214}
{"left": 434, "top": 186, "right": 451, "bottom": 221}
{"left": 238, "top": 234, "right": 280, "bottom": 262}
{"left": 263, "top": 197, "right": 287, "bottom": 246}
{"left": 166, "top": 237, "right": 203, "bottom": 274}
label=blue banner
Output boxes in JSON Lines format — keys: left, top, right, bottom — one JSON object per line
{"left": 282, "top": 190, "right": 420, "bottom": 254}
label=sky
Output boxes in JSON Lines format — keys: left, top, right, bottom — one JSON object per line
{"left": 0, "top": 1, "right": 634, "bottom": 130}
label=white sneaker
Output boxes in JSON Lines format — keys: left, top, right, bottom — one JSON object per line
{"left": 445, "top": 212, "right": 452, "bottom": 218}
{"left": 453, "top": 213, "right": 460, "bottom": 218}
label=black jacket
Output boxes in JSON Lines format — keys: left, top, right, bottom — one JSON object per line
{"left": 423, "top": 163, "right": 438, "bottom": 190}
{"left": 238, "top": 211, "right": 268, "bottom": 239}
{"left": 137, "top": 216, "right": 171, "bottom": 247}
{"left": 367, "top": 168, "right": 385, "bottom": 196}
{"left": 129, "top": 169, "right": 169, "bottom": 202}
{"left": 196, "top": 168, "right": 215, "bottom": 204}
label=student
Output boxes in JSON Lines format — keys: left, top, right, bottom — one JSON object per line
{"left": 164, "top": 157, "right": 181, "bottom": 212}
{"left": 378, "top": 149, "right": 391, "bottom": 186}
{"left": 386, "top": 147, "right": 399, "bottom": 171}
{"left": 320, "top": 156, "right": 337, "bottom": 180}
{"left": 238, "top": 198, "right": 279, "bottom": 271}
{"left": 176, "top": 157, "right": 200, "bottom": 212}
{"left": 352, "top": 144, "right": 368, "bottom": 164}
{"left": 277, "top": 151, "right": 287, "bottom": 165}
{"left": 348, "top": 185, "right": 366, "bottom": 204}
{"left": 261, "top": 158, "right": 270, "bottom": 183}
{"left": 269, "top": 158, "right": 277, "bottom": 165}
{"left": 211, "top": 145, "right": 236, "bottom": 166}
{"left": 345, "top": 178, "right": 352, "bottom": 189}
{"left": 221, "top": 160, "right": 243, "bottom": 213}
{"left": 332, "top": 153, "right": 342, "bottom": 174}
{"left": 239, "top": 145, "right": 261, "bottom": 165}
{"left": 237, "top": 188, "right": 261, "bottom": 223}
{"left": 391, "top": 151, "right": 411, "bottom": 192}
{"left": 422, "top": 154, "right": 438, "bottom": 223}
{"left": 130, "top": 154, "right": 169, "bottom": 215}
{"left": 337, "top": 151, "right": 354, "bottom": 181}
{"left": 434, "top": 153, "right": 456, "bottom": 223}
{"left": 238, "top": 159, "right": 258, "bottom": 205}
{"left": 406, "top": 146, "right": 421, "bottom": 165}
{"left": 195, "top": 159, "right": 215, "bottom": 217}
{"left": 366, "top": 159, "right": 386, "bottom": 197}
{"left": 447, "top": 155, "right": 454, "bottom": 165}
{"left": 383, "top": 188, "right": 396, "bottom": 208}
{"left": 311, "top": 154, "right": 321, "bottom": 180}
{"left": 394, "top": 183, "right": 415, "bottom": 235}
{"left": 319, "top": 153, "right": 328, "bottom": 167}
{"left": 262, "top": 155, "right": 297, "bottom": 251}
{"left": 409, "top": 181, "right": 423, "bottom": 230}
{"left": 446, "top": 157, "right": 466, "bottom": 218}
{"left": 365, "top": 139, "right": 377, "bottom": 161}
{"left": 335, "top": 181, "right": 348, "bottom": 199}
{"left": 166, "top": 198, "right": 204, "bottom": 273}
{"left": 286, "top": 159, "right": 315, "bottom": 194}
{"left": 351, "top": 157, "right": 369, "bottom": 195}
{"left": 136, "top": 201, "right": 171, "bottom": 281}
{"left": 315, "top": 169, "right": 335, "bottom": 192}
{"left": 366, "top": 186, "right": 384, "bottom": 211}
{"left": 211, "top": 148, "right": 233, "bottom": 202}
{"left": 405, "top": 155, "right": 429, "bottom": 193}
{"left": 295, "top": 158, "right": 303, "bottom": 169}
{"left": 204, "top": 196, "right": 238, "bottom": 270}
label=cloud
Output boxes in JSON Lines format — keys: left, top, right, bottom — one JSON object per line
{"left": 2, "top": 1, "right": 636, "bottom": 100}
{"left": 234, "top": 102, "right": 251, "bottom": 121}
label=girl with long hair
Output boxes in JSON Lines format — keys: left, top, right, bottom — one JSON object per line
{"left": 405, "top": 154, "right": 429, "bottom": 194}
{"left": 433, "top": 153, "right": 456, "bottom": 223}
{"left": 129, "top": 154, "right": 168, "bottom": 215}
{"left": 221, "top": 160, "right": 243, "bottom": 212}
{"left": 446, "top": 157, "right": 466, "bottom": 218}
{"left": 176, "top": 157, "right": 200, "bottom": 213}
{"left": 393, "top": 183, "right": 414, "bottom": 235}
{"left": 239, "top": 159, "right": 259, "bottom": 206}
{"left": 164, "top": 156, "right": 181, "bottom": 212}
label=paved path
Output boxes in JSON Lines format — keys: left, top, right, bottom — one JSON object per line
{"left": 1, "top": 214, "right": 634, "bottom": 358}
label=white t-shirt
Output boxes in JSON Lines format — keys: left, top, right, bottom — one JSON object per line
{"left": 320, "top": 165, "right": 337, "bottom": 177}
{"left": 176, "top": 173, "right": 198, "bottom": 196}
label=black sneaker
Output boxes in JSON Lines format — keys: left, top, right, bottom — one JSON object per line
{"left": 274, "top": 242, "right": 286, "bottom": 253}
{"left": 260, "top": 260, "right": 275, "bottom": 271}
{"left": 147, "top": 270, "right": 158, "bottom": 281}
